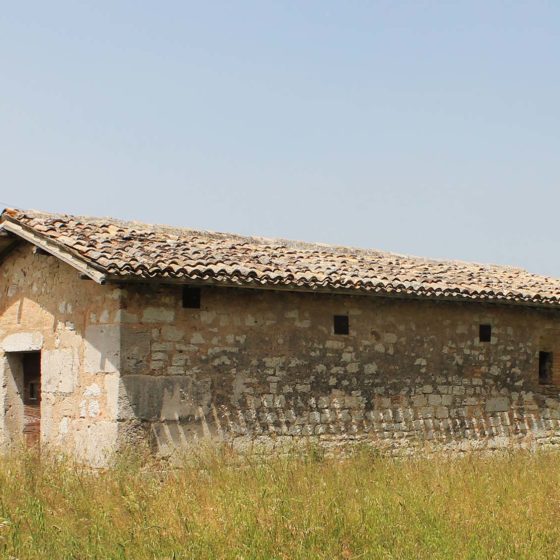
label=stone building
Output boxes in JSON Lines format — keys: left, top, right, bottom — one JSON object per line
{"left": 1, "top": 208, "right": 560, "bottom": 465}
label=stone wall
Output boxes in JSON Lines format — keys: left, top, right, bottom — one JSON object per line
{"left": 119, "top": 283, "right": 560, "bottom": 456}
{"left": 0, "top": 243, "right": 121, "bottom": 465}
{"left": 4, "top": 243, "right": 560, "bottom": 463}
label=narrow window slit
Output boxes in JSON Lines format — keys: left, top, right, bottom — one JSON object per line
{"left": 539, "top": 351, "right": 553, "bottom": 384}
{"left": 479, "top": 324, "right": 492, "bottom": 343}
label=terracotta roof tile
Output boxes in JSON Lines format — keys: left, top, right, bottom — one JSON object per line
{"left": 2, "top": 208, "right": 560, "bottom": 307}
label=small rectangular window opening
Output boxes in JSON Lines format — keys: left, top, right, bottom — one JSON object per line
{"left": 479, "top": 324, "right": 492, "bottom": 343}
{"left": 334, "top": 315, "right": 349, "bottom": 335}
{"left": 182, "top": 286, "right": 201, "bottom": 309}
{"left": 539, "top": 351, "right": 553, "bottom": 384}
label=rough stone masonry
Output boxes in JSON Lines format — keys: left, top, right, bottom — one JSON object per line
{"left": 1, "top": 209, "right": 560, "bottom": 466}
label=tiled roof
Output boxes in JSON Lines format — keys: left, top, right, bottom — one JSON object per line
{"left": 2, "top": 208, "right": 560, "bottom": 307}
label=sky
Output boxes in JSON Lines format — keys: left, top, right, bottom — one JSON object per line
{"left": 1, "top": 2, "right": 559, "bottom": 276}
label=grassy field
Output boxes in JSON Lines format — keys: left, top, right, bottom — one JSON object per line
{"left": 0, "top": 446, "right": 559, "bottom": 559}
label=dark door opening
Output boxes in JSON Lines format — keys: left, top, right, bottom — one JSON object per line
{"left": 22, "top": 352, "right": 41, "bottom": 447}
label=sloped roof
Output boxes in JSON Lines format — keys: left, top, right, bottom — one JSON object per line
{"left": 1, "top": 208, "right": 560, "bottom": 308}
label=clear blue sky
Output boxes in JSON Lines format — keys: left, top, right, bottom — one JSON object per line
{"left": 1, "top": 2, "right": 559, "bottom": 275}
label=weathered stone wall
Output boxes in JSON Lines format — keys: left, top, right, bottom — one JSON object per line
{"left": 119, "top": 284, "right": 560, "bottom": 456}
{"left": 0, "top": 244, "right": 121, "bottom": 465}
{"left": 4, "top": 244, "right": 560, "bottom": 462}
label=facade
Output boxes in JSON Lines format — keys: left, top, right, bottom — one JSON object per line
{"left": 1, "top": 209, "right": 560, "bottom": 465}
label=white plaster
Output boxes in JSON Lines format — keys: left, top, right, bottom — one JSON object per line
{"left": 1, "top": 332, "right": 43, "bottom": 352}
{"left": 84, "top": 324, "right": 120, "bottom": 374}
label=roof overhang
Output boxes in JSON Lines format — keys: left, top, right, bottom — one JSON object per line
{"left": 0, "top": 219, "right": 107, "bottom": 284}
{"left": 101, "top": 272, "right": 560, "bottom": 312}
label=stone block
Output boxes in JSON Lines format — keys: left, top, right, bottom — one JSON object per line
{"left": 412, "top": 395, "right": 427, "bottom": 407}
{"left": 428, "top": 394, "right": 442, "bottom": 406}
{"left": 161, "top": 326, "right": 184, "bottom": 342}
{"left": 1, "top": 332, "right": 43, "bottom": 352}
{"left": 142, "top": 307, "right": 175, "bottom": 323}
{"left": 435, "top": 406, "right": 449, "bottom": 419}
{"left": 121, "top": 329, "right": 151, "bottom": 375}
{"left": 42, "top": 348, "right": 77, "bottom": 394}
{"left": 104, "top": 373, "right": 120, "bottom": 420}
{"left": 441, "top": 394, "right": 453, "bottom": 406}
{"left": 309, "top": 411, "right": 321, "bottom": 424}
{"left": 84, "top": 324, "right": 120, "bottom": 374}
{"left": 73, "top": 420, "right": 119, "bottom": 468}
{"left": 486, "top": 397, "right": 510, "bottom": 413}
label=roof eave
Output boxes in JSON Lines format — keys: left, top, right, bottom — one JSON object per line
{"left": 0, "top": 219, "right": 108, "bottom": 284}
{"left": 101, "top": 273, "right": 560, "bottom": 311}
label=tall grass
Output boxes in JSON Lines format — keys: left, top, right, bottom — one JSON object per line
{"left": 0, "top": 445, "right": 559, "bottom": 559}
